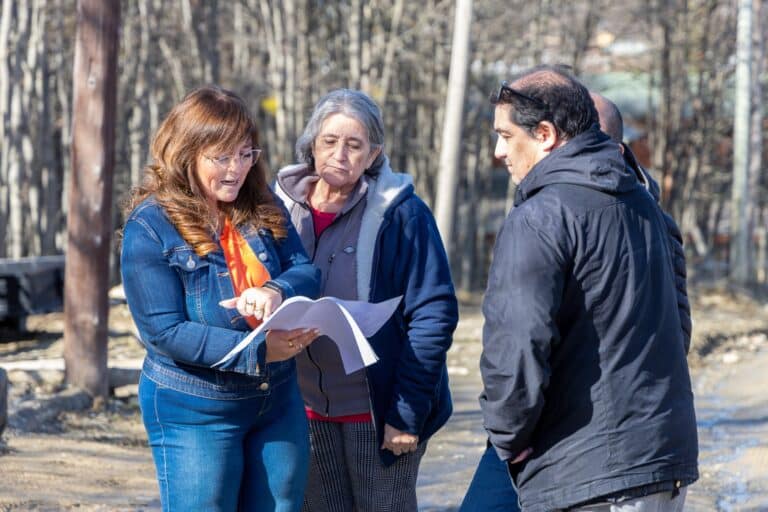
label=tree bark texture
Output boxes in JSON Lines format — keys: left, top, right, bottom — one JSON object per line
{"left": 63, "top": 0, "right": 120, "bottom": 398}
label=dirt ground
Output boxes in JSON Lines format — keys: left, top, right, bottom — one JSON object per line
{"left": 1, "top": 283, "right": 767, "bottom": 511}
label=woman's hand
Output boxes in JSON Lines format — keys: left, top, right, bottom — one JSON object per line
{"left": 265, "top": 328, "right": 320, "bottom": 362}
{"left": 219, "top": 286, "right": 282, "bottom": 321}
{"left": 381, "top": 423, "right": 419, "bottom": 456}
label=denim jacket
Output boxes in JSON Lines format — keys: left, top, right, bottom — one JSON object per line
{"left": 121, "top": 197, "right": 320, "bottom": 399}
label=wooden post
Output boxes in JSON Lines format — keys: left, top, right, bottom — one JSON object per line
{"left": 63, "top": 0, "right": 120, "bottom": 399}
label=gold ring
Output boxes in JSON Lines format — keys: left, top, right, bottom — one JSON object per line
{"left": 287, "top": 341, "right": 295, "bottom": 348}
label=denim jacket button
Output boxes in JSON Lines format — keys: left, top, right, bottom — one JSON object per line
{"left": 259, "top": 382, "right": 269, "bottom": 391}
{"left": 258, "top": 252, "right": 268, "bottom": 262}
{"left": 186, "top": 256, "right": 196, "bottom": 269}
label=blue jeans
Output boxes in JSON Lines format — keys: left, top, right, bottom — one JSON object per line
{"left": 139, "top": 372, "right": 309, "bottom": 512}
{"left": 459, "top": 441, "right": 520, "bottom": 512}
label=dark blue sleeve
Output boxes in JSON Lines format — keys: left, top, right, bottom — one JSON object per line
{"left": 479, "top": 209, "right": 568, "bottom": 461}
{"left": 383, "top": 202, "right": 459, "bottom": 435}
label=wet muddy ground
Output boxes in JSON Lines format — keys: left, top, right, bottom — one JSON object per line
{"left": 419, "top": 314, "right": 768, "bottom": 511}
{"left": 1, "top": 286, "right": 767, "bottom": 511}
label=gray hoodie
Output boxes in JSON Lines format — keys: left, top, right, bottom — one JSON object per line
{"left": 275, "top": 160, "right": 410, "bottom": 417}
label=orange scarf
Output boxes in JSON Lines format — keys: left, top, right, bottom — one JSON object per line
{"left": 220, "top": 218, "right": 271, "bottom": 329}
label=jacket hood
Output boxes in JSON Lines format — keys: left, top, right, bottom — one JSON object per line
{"left": 622, "top": 142, "right": 661, "bottom": 202}
{"left": 275, "top": 156, "right": 413, "bottom": 213}
{"left": 275, "top": 162, "right": 319, "bottom": 204}
{"left": 274, "top": 156, "right": 413, "bottom": 302}
{"left": 515, "top": 125, "right": 639, "bottom": 206}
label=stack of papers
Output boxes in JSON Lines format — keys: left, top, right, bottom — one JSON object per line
{"left": 214, "top": 295, "right": 402, "bottom": 374}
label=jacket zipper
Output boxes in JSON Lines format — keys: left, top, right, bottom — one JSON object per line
{"left": 301, "top": 200, "right": 345, "bottom": 416}
{"left": 298, "top": 194, "right": 375, "bottom": 418}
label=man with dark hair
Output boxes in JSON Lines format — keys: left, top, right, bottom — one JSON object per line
{"left": 478, "top": 66, "right": 698, "bottom": 512}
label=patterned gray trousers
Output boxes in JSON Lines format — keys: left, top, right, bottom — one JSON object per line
{"left": 301, "top": 420, "right": 427, "bottom": 512}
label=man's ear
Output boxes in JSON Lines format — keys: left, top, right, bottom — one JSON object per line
{"left": 535, "top": 121, "right": 560, "bottom": 152}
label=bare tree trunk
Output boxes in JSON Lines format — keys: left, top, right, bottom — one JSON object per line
{"left": 294, "top": 0, "right": 311, "bottom": 133}
{"left": 359, "top": 1, "right": 373, "bottom": 94}
{"left": 26, "top": 0, "right": 43, "bottom": 256}
{"left": 654, "top": 0, "right": 672, "bottom": 206}
{"left": 179, "top": 0, "right": 208, "bottom": 83}
{"left": 158, "top": 38, "right": 185, "bottom": 100}
{"left": 532, "top": 0, "right": 550, "bottom": 63}
{"left": 759, "top": 207, "right": 768, "bottom": 283}
{"left": 34, "top": 0, "right": 58, "bottom": 255}
{"left": 570, "top": 0, "right": 601, "bottom": 75}
{"left": 128, "top": 0, "right": 153, "bottom": 186}
{"left": 233, "top": 1, "right": 247, "bottom": 75}
{"left": 53, "top": 0, "right": 72, "bottom": 252}
{"left": 5, "top": 1, "right": 35, "bottom": 258}
{"left": 681, "top": 0, "right": 720, "bottom": 258}
{"left": 434, "top": 0, "right": 472, "bottom": 255}
{"left": 748, "top": 0, "right": 763, "bottom": 277}
{"left": 283, "top": 0, "right": 296, "bottom": 156}
{"left": 64, "top": 0, "right": 120, "bottom": 399}
{"left": 349, "top": 0, "right": 362, "bottom": 88}
{"left": 201, "top": 0, "right": 220, "bottom": 83}
{"left": 0, "top": 0, "right": 15, "bottom": 256}
{"left": 730, "top": 0, "right": 753, "bottom": 284}
{"left": 459, "top": 114, "right": 483, "bottom": 293}
{"left": 378, "top": 0, "right": 404, "bottom": 105}
{"left": 260, "top": 0, "right": 294, "bottom": 166}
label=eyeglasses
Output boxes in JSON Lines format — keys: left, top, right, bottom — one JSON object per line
{"left": 205, "top": 148, "right": 262, "bottom": 169}
{"left": 492, "top": 81, "right": 546, "bottom": 109}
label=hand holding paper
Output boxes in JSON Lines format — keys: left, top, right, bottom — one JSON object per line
{"left": 214, "top": 295, "right": 402, "bottom": 374}
{"left": 265, "top": 327, "right": 321, "bottom": 362}
{"left": 219, "top": 285, "right": 282, "bottom": 321}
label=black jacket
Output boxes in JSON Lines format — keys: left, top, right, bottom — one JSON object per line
{"left": 622, "top": 144, "right": 692, "bottom": 351}
{"left": 479, "top": 127, "right": 698, "bottom": 512}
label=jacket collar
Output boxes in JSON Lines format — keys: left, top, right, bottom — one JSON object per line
{"left": 275, "top": 163, "right": 369, "bottom": 216}
{"left": 515, "top": 125, "right": 638, "bottom": 206}
{"left": 276, "top": 157, "right": 413, "bottom": 301}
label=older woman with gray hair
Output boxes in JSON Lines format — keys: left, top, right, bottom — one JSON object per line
{"left": 275, "top": 89, "right": 458, "bottom": 512}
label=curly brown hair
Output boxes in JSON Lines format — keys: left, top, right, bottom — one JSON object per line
{"left": 124, "top": 86, "right": 287, "bottom": 256}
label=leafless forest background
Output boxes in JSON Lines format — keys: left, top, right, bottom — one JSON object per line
{"left": 1, "top": 0, "right": 766, "bottom": 291}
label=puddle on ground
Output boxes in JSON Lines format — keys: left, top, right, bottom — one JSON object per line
{"left": 418, "top": 349, "right": 768, "bottom": 511}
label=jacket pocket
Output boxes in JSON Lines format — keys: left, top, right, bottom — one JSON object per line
{"left": 253, "top": 228, "right": 281, "bottom": 277}
{"left": 168, "top": 248, "right": 211, "bottom": 297}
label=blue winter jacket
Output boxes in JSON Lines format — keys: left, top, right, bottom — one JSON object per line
{"left": 479, "top": 127, "right": 698, "bottom": 511}
{"left": 276, "top": 160, "right": 459, "bottom": 466}
{"left": 121, "top": 197, "right": 320, "bottom": 398}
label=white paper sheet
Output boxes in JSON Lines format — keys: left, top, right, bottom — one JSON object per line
{"left": 213, "top": 295, "right": 402, "bottom": 374}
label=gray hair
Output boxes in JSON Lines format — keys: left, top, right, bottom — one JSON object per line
{"left": 295, "top": 89, "right": 386, "bottom": 172}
